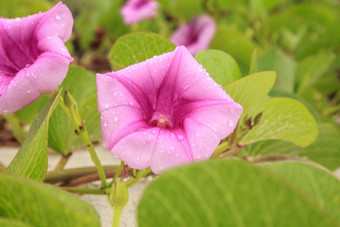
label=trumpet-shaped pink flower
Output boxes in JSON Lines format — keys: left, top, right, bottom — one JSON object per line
{"left": 171, "top": 15, "right": 216, "bottom": 55}
{"left": 120, "top": 0, "right": 159, "bottom": 25}
{"left": 97, "top": 46, "right": 242, "bottom": 173}
{"left": 0, "top": 2, "right": 73, "bottom": 114}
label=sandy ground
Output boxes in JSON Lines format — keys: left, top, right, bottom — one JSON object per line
{"left": 1, "top": 146, "right": 340, "bottom": 227}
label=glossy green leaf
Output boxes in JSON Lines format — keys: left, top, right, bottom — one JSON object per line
{"left": 210, "top": 25, "right": 257, "bottom": 74}
{"left": 48, "top": 66, "right": 101, "bottom": 154}
{"left": 7, "top": 91, "right": 61, "bottom": 181}
{"left": 195, "top": 49, "right": 242, "bottom": 86}
{"left": 262, "top": 161, "right": 340, "bottom": 224}
{"left": 258, "top": 47, "right": 296, "bottom": 93}
{"left": 109, "top": 32, "right": 176, "bottom": 70}
{"left": 240, "top": 123, "right": 340, "bottom": 170}
{"left": 240, "top": 97, "right": 318, "bottom": 147}
{"left": 0, "top": 173, "right": 100, "bottom": 227}
{"left": 223, "top": 71, "right": 276, "bottom": 114}
{"left": 156, "top": 0, "right": 203, "bottom": 20}
{"left": 138, "top": 159, "right": 336, "bottom": 227}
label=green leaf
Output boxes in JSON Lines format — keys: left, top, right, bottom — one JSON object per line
{"left": 249, "top": 48, "right": 258, "bottom": 74}
{"left": 240, "top": 97, "right": 318, "bottom": 147}
{"left": 223, "top": 71, "right": 276, "bottom": 114}
{"left": 0, "top": 173, "right": 100, "bottom": 227}
{"left": 262, "top": 161, "right": 340, "bottom": 224}
{"left": 7, "top": 90, "right": 61, "bottom": 181}
{"left": 295, "top": 54, "right": 335, "bottom": 95}
{"left": 210, "top": 25, "right": 257, "bottom": 74}
{"left": 156, "top": 0, "right": 203, "bottom": 20}
{"left": 109, "top": 32, "right": 176, "bottom": 70}
{"left": 239, "top": 123, "right": 340, "bottom": 171}
{"left": 258, "top": 47, "right": 296, "bottom": 93}
{"left": 15, "top": 96, "right": 49, "bottom": 124}
{"left": 48, "top": 66, "right": 101, "bottom": 154}
{"left": 0, "top": 218, "right": 32, "bottom": 227}
{"left": 0, "top": 0, "right": 51, "bottom": 18}
{"left": 195, "top": 49, "right": 242, "bottom": 86}
{"left": 138, "top": 159, "right": 336, "bottom": 227}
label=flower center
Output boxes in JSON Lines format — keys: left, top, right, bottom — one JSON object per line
{"left": 150, "top": 114, "right": 172, "bottom": 129}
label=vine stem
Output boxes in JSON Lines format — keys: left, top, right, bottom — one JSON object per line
{"left": 54, "top": 153, "right": 72, "bottom": 171}
{"left": 217, "top": 145, "right": 245, "bottom": 158}
{"left": 126, "top": 168, "right": 151, "bottom": 188}
{"left": 108, "top": 161, "right": 125, "bottom": 188}
{"left": 3, "top": 113, "right": 26, "bottom": 144}
{"left": 59, "top": 186, "right": 107, "bottom": 195}
{"left": 112, "top": 207, "right": 123, "bottom": 227}
{"left": 211, "top": 141, "right": 230, "bottom": 158}
{"left": 58, "top": 94, "right": 107, "bottom": 188}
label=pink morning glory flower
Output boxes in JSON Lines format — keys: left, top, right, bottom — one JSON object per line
{"left": 171, "top": 15, "right": 216, "bottom": 55}
{"left": 120, "top": 0, "right": 159, "bottom": 25}
{"left": 97, "top": 46, "right": 242, "bottom": 173}
{"left": 0, "top": 2, "right": 73, "bottom": 114}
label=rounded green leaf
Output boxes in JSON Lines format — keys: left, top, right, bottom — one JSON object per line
{"left": 109, "top": 32, "right": 176, "bottom": 70}
{"left": 138, "top": 160, "right": 336, "bottom": 227}
{"left": 223, "top": 71, "right": 276, "bottom": 114}
{"left": 0, "top": 173, "right": 100, "bottom": 227}
{"left": 240, "top": 97, "right": 318, "bottom": 147}
{"left": 7, "top": 91, "right": 61, "bottom": 181}
{"left": 195, "top": 49, "right": 242, "bottom": 86}
{"left": 262, "top": 161, "right": 340, "bottom": 224}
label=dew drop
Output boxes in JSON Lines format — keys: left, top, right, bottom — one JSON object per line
{"left": 113, "top": 117, "right": 118, "bottom": 122}
{"left": 103, "top": 121, "right": 108, "bottom": 127}
{"left": 55, "top": 14, "right": 61, "bottom": 20}
{"left": 3, "top": 109, "right": 8, "bottom": 113}
{"left": 196, "top": 133, "right": 200, "bottom": 137}
{"left": 113, "top": 92, "right": 117, "bottom": 96}
{"left": 25, "top": 64, "right": 30, "bottom": 68}
{"left": 230, "top": 108, "right": 234, "bottom": 114}
{"left": 228, "top": 119, "right": 234, "bottom": 127}
{"left": 128, "top": 101, "right": 134, "bottom": 106}
{"left": 104, "top": 104, "right": 109, "bottom": 108}
{"left": 26, "top": 90, "right": 31, "bottom": 94}
{"left": 177, "top": 134, "right": 184, "bottom": 140}
{"left": 170, "top": 146, "right": 174, "bottom": 150}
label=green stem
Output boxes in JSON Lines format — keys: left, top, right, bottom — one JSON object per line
{"left": 211, "top": 141, "right": 230, "bottom": 158}
{"left": 58, "top": 95, "right": 107, "bottom": 188}
{"left": 3, "top": 114, "right": 26, "bottom": 144}
{"left": 112, "top": 206, "right": 123, "bottom": 227}
{"left": 217, "top": 146, "right": 245, "bottom": 158}
{"left": 108, "top": 161, "right": 125, "bottom": 188}
{"left": 54, "top": 153, "right": 72, "bottom": 171}
{"left": 60, "top": 186, "right": 106, "bottom": 195}
{"left": 126, "top": 168, "right": 151, "bottom": 188}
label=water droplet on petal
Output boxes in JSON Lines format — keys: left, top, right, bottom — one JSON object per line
{"left": 113, "top": 92, "right": 117, "bottom": 96}
{"left": 170, "top": 146, "right": 174, "bottom": 150}
{"left": 177, "top": 134, "right": 184, "bottom": 140}
{"left": 113, "top": 117, "right": 118, "bottom": 122}
{"left": 128, "top": 101, "right": 134, "bottom": 106}
{"left": 228, "top": 119, "right": 234, "bottom": 127}
{"left": 55, "top": 15, "right": 61, "bottom": 20}
{"left": 104, "top": 104, "right": 109, "bottom": 108}
{"left": 26, "top": 90, "right": 31, "bottom": 94}
{"left": 25, "top": 64, "right": 30, "bottom": 68}
{"left": 230, "top": 108, "right": 234, "bottom": 114}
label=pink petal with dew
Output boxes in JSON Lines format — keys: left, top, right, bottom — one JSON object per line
{"left": 0, "top": 71, "right": 40, "bottom": 114}
{"left": 150, "top": 129, "right": 192, "bottom": 174}
{"left": 100, "top": 105, "right": 145, "bottom": 151}
{"left": 25, "top": 52, "right": 72, "bottom": 92}
{"left": 111, "top": 127, "right": 160, "bottom": 170}
{"left": 184, "top": 118, "right": 221, "bottom": 160}
{"left": 96, "top": 73, "right": 141, "bottom": 112}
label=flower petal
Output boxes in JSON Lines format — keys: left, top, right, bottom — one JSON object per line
{"left": 184, "top": 118, "right": 221, "bottom": 160}
{"left": 96, "top": 73, "right": 142, "bottom": 112}
{"left": 150, "top": 129, "right": 192, "bottom": 174}
{"left": 0, "top": 70, "right": 40, "bottom": 114}
{"left": 101, "top": 105, "right": 145, "bottom": 150}
{"left": 120, "top": 0, "right": 159, "bottom": 25}
{"left": 111, "top": 127, "right": 160, "bottom": 170}
{"left": 25, "top": 52, "right": 72, "bottom": 92}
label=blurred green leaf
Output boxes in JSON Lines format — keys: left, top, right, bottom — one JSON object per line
{"left": 295, "top": 54, "right": 334, "bottom": 95}
{"left": 48, "top": 66, "right": 101, "bottom": 154}
{"left": 258, "top": 47, "right": 296, "bottom": 93}
{"left": 15, "top": 96, "right": 49, "bottom": 124}
{"left": 195, "top": 49, "right": 242, "bottom": 86}
{"left": 109, "top": 32, "right": 175, "bottom": 70}
{"left": 157, "top": 0, "right": 203, "bottom": 20}
{"left": 240, "top": 97, "right": 318, "bottom": 147}
{"left": 240, "top": 123, "right": 340, "bottom": 171}
{"left": 0, "top": 173, "right": 100, "bottom": 227}
{"left": 7, "top": 90, "right": 61, "bottom": 181}
{"left": 138, "top": 159, "right": 337, "bottom": 227}
{"left": 224, "top": 71, "right": 276, "bottom": 114}
{"left": 210, "top": 25, "right": 257, "bottom": 74}
{"left": 0, "top": 0, "right": 51, "bottom": 17}
{"left": 262, "top": 161, "right": 340, "bottom": 224}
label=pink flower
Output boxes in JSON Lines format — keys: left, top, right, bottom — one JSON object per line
{"left": 97, "top": 46, "right": 242, "bottom": 173}
{"left": 120, "top": 0, "right": 159, "bottom": 25}
{"left": 171, "top": 15, "right": 216, "bottom": 55}
{"left": 0, "top": 2, "right": 73, "bottom": 114}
